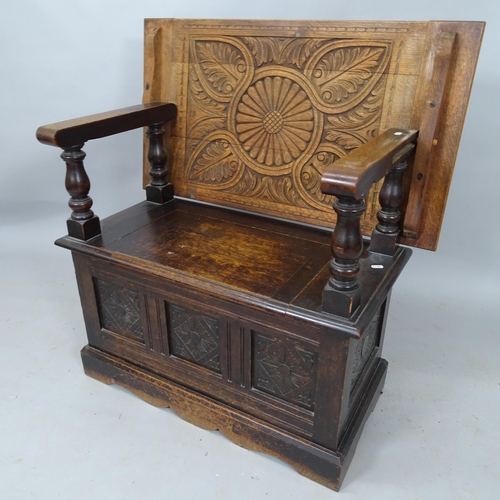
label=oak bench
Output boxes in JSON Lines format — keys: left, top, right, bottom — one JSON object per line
{"left": 36, "top": 19, "right": 484, "bottom": 490}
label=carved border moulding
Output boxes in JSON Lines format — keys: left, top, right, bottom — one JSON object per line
{"left": 252, "top": 332, "right": 318, "bottom": 411}
{"left": 181, "top": 35, "right": 392, "bottom": 227}
{"left": 179, "top": 22, "right": 410, "bottom": 34}
{"left": 350, "top": 307, "right": 382, "bottom": 399}
{"left": 94, "top": 279, "right": 144, "bottom": 342}
{"left": 167, "top": 303, "right": 222, "bottom": 373}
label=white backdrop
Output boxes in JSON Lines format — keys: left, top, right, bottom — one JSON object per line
{"left": 1, "top": 1, "right": 499, "bottom": 293}
{"left": 1, "top": 1, "right": 499, "bottom": 499}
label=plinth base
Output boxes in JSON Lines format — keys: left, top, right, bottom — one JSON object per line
{"left": 81, "top": 345, "right": 388, "bottom": 491}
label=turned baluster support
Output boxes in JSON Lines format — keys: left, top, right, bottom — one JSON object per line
{"left": 319, "top": 129, "right": 418, "bottom": 317}
{"left": 36, "top": 103, "right": 177, "bottom": 237}
{"left": 370, "top": 146, "right": 413, "bottom": 255}
{"left": 322, "top": 196, "right": 366, "bottom": 317}
{"left": 145, "top": 121, "right": 174, "bottom": 204}
{"left": 61, "top": 145, "right": 101, "bottom": 240}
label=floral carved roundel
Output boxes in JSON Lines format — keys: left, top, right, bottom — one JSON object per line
{"left": 235, "top": 76, "right": 314, "bottom": 167}
{"left": 185, "top": 36, "right": 392, "bottom": 223}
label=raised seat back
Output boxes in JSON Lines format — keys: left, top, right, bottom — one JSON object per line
{"left": 142, "top": 19, "right": 483, "bottom": 250}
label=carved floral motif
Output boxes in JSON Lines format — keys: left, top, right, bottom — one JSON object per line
{"left": 195, "top": 41, "right": 246, "bottom": 96}
{"left": 184, "top": 35, "right": 392, "bottom": 222}
{"left": 227, "top": 167, "right": 307, "bottom": 206}
{"left": 95, "top": 279, "right": 143, "bottom": 341}
{"left": 311, "top": 45, "right": 387, "bottom": 106}
{"left": 242, "top": 37, "right": 325, "bottom": 69}
{"left": 253, "top": 333, "right": 317, "bottom": 410}
{"left": 236, "top": 76, "right": 314, "bottom": 166}
{"left": 168, "top": 304, "right": 221, "bottom": 373}
{"left": 189, "top": 140, "right": 241, "bottom": 183}
{"left": 300, "top": 151, "right": 340, "bottom": 206}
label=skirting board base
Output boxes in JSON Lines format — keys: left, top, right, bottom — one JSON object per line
{"left": 81, "top": 345, "right": 388, "bottom": 491}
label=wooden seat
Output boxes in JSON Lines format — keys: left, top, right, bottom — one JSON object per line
{"left": 36, "top": 19, "right": 484, "bottom": 490}
{"left": 58, "top": 198, "right": 409, "bottom": 322}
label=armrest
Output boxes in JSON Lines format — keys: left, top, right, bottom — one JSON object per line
{"left": 320, "top": 128, "right": 418, "bottom": 199}
{"left": 36, "top": 102, "right": 177, "bottom": 241}
{"left": 320, "top": 128, "right": 417, "bottom": 317}
{"left": 36, "top": 102, "right": 177, "bottom": 148}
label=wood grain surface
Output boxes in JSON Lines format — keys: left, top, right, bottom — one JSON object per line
{"left": 142, "top": 19, "right": 484, "bottom": 250}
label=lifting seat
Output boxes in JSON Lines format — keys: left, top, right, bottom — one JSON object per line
{"left": 36, "top": 19, "right": 484, "bottom": 490}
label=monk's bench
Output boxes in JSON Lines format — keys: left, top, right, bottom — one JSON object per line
{"left": 36, "top": 19, "right": 484, "bottom": 490}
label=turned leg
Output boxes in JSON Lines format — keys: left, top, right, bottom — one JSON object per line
{"left": 322, "top": 196, "right": 366, "bottom": 317}
{"left": 145, "top": 122, "right": 174, "bottom": 203}
{"left": 61, "top": 145, "right": 101, "bottom": 240}
{"left": 370, "top": 159, "right": 408, "bottom": 255}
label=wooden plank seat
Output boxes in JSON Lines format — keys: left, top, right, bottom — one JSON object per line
{"left": 36, "top": 19, "right": 484, "bottom": 491}
{"left": 56, "top": 198, "right": 411, "bottom": 327}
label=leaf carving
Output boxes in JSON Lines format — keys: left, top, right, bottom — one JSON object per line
{"left": 300, "top": 153, "right": 339, "bottom": 205}
{"left": 323, "top": 130, "right": 362, "bottom": 151}
{"left": 281, "top": 39, "right": 325, "bottom": 69}
{"left": 242, "top": 37, "right": 282, "bottom": 66}
{"left": 324, "top": 75, "right": 386, "bottom": 151}
{"left": 313, "top": 46, "right": 387, "bottom": 105}
{"left": 243, "top": 37, "right": 324, "bottom": 69}
{"left": 196, "top": 42, "right": 246, "bottom": 94}
{"left": 190, "top": 141, "right": 240, "bottom": 183}
{"left": 225, "top": 168, "right": 308, "bottom": 208}
{"left": 189, "top": 66, "right": 226, "bottom": 114}
{"left": 189, "top": 117, "right": 226, "bottom": 141}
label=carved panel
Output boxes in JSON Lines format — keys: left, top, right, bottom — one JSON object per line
{"left": 94, "top": 279, "right": 143, "bottom": 342}
{"left": 167, "top": 303, "right": 221, "bottom": 373}
{"left": 252, "top": 332, "right": 318, "bottom": 411}
{"left": 350, "top": 307, "right": 382, "bottom": 391}
{"left": 180, "top": 35, "right": 392, "bottom": 227}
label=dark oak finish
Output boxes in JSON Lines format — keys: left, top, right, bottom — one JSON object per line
{"left": 36, "top": 102, "right": 176, "bottom": 148}
{"left": 322, "top": 197, "right": 366, "bottom": 317}
{"left": 81, "top": 345, "right": 388, "bottom": 491}
{"left": 320, "top": 130, "right": 416, "bottom": 315}
{"left": 320, "top": 128, "right": 418, "bottom": 199}
{"left": 370, "top": 148, "right": 413, "bottom": 255}
{"left": 53, "top": 199, "right": 409, "bottom": 490}
{"left": 145, "top": 122, "right": 174, "bottom": 203}
{"left": 37, "top": 103, "right": 177, "bottom": 239}
{"left": 37, "top": 18, "right": 483, "bottom": 492}
{"left": 61, "top": 145, "right": 101, "bottom": 240}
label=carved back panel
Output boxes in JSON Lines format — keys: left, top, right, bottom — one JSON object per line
{"left": 143, "top": 19, "right": 484, "bottom": 250}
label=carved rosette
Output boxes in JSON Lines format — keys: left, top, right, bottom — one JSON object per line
{"left": 167, "top": 303, "right": 221, "bottom": 373}
{"left": 236, "top": 76, "right": 314, "bottom": 167}
{"left": 253, "top": 332, "right": 318, "bottom": 411}
{"left": 183, "top": 35, "right": 392, "bottom": 222}
{"left": 95, "top": 279, "right": 143, "bottom": 342}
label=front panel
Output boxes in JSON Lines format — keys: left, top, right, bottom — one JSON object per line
{"left": 76, "top": 253, "right": 337, "bottom": 439}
